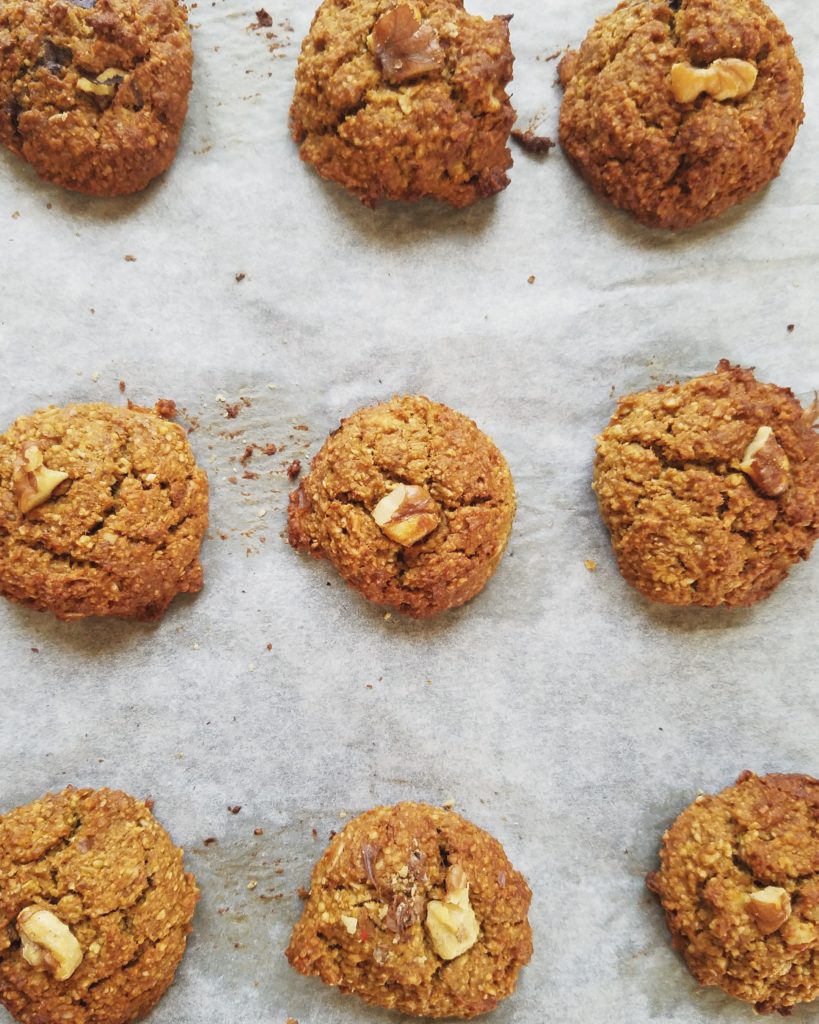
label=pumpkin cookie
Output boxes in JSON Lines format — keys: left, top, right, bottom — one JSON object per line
{"left": 290, "top": 0, "right": 515, "bottom": 207}
{"left": 0, "top": 786, "right": 199, "bottom": 1024}
{"left": 594, "top": 361, "right": 819, "bottom": 606}
{"left": 0, "top": 0, "right": 193, "bottom": 196}
{"left": 288, "top": 395, "right": 515, "bottom": 618}
{"left": 558, "top": 0, "right": 804, "bottom": 229}
{"left": 286, "top": 802, "right": 532, "bottom": 1018}
{"left": 648, "top": 771, "right": 819, "bottom": 1013}
{"left": 0, "top": 401, "right": 208, "bottom": 621}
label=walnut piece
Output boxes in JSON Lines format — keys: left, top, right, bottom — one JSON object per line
{"left": 371, "top": 483, "right": 440, "bottom": 546}
{"left": 371, "top": 4, "right": 444, "bottom": 84}
{"left": 670, "top": 58, "right": 757, "bottom": 104}
{"left": 781, "top": 917, "right": 817, "bottom": 948}
{"left": 747, "top": 887, "right": 791, "bottom": 935}
{"left": 12, "top": 443, "right": 69, "bottom": 514}
{"left": 735, "top": 426, "right": 790, "bottom": 497}
{"left": 76, "top": 67, "right": 126, "bottom": 97}
{"left": 340, "top": 914, "right": 358, "bottom": 935}
{"left": 425, "top": 863, "right": 479, "bottom": 960}
{"left": 17, "top": 907, "right": 83, "bottom": 981}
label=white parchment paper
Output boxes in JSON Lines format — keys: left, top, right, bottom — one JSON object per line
{"left": 0, "top": 0, "right": 818, "bottom": 1020}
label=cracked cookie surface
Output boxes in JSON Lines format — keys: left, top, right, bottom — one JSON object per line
{"left": 594, "top": 361, "right": 819, "bottom": 606}
{"left": 0, "top": 0, "right": 192, "bottom": 196}
{"left": 558, "top": 0, "right": 804, "bottom": 229}
{"left": 288, "top": 395, "right": 515, "bottom": 618}
{"left": 286, "top": 802, "right": 532, "bottom": 1018}
{"left": 0, "top": 401, "right": 208, "bottom": 621}
{"left": 0, "top": 786, "right": 199, "bottom": 1024}
{"left": 648, "top": 771, "right": 819, "bottom": 1013}
{"left": 290, "top": 0, "right": 515, "bottom": 207}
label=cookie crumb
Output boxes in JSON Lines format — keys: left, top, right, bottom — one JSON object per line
{"left": 203, "top": 837, "right": 218, "bottom": 846}
{"left": 287, "top": 458, "right": 301, "bottom": 479}
{"left": 155, "top": 398, "right": 178, "bottom": 420}
{"left": 118, "top": 380, "right": 126, "bottom": 393}
{"left": 584, "top": 559, "right": 597, "bottom": 571}
{"left": 254, "top": 827, "right": 264, "bottom": 835}
{"left": 225, "top": 404, "right": 241, "bottom": 419}
{"left": 787, "top": 323, "right": 795, "bottom": 332}
{"left": 252, "top": 8, "right": 272, "bottom": 28}
{"left": 124, "top": 254, "right": 137, "bottom": 262}
{"left": 228, "top": 805, "right": 242, "bottom": 815}
{"left": 235, "top": 271, "right": 246, "bottom": 282}
{"left": 527, "top": 275, "right": 535, "bottom": 284}
{"left": 512, "top": 128, "right": 555, "bottom": 154}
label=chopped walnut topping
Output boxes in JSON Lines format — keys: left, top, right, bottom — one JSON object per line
{"left": 736, "top": 426, "right": 790, "bottom": 497}
{"left": 748, "top": 887, "right": 791, "bottom": 935}
{"left": 425, "top": 863, "right": 480, "bottom": 959}
{"left": 670, "top": 58, "right": 757, "bottom": 104}
{"left": 76, "top": 67, "right": 127, "bottom": 97}
{"left": 17, "top": 907, "right": 83, "bottom": 981}
{"left": 371, "top": 483, "right": 440, "bottom": 546}
{"left": 371, "top": 4, "right": 444, "bottom": 84}
{"left": 12, "top": 443, "right": 70, "bottom": 514}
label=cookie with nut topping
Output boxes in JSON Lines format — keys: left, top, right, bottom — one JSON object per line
{"left": 288, "top": 395, "right": 515, "bottom": 617}
{"left": 286, "top": 802, "right": 532, "bottom": 1018}
{"left": 0, "top": 0, "right": 192, "bottom": 196}
{"left": 290, "top": 0, "right": 515, "bottom": 207}
{"left": 594, "top": 361, "right": 819, "bottom": 606}
{"left": 0, "top": 400, "right": 208, "bottom": 621}
{"left": 648, "top": 771, "right": 819, "bottom": 1013}
{"left": 558, "top": 0, "right": 804, "bottom": 228}
{"left": 0, "top": 786, "right": 199, "bottom": 1024}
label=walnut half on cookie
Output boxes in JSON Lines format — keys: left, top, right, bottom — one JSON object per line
{"left": 0, "top": 401, "right": 209, "bottom": 621}
{"left": 285, "top": 802, "right": 532, "bottom": 1018}
{"left": 287, "top": 395, "right": 516, "bottom": 618}
{"left": 593, "top": 361, "right": 819, "bottom": 607}
{"left": 289, "top": 0, "right": 516, "bottom": 207}
{"left": 558, "top": 0, "right": 804, "bottom": 229}
{"left": 0, "top": 786, "right": 199, "bottom": 1024}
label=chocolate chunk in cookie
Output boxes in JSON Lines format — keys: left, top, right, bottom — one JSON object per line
{"left": 288, "top": 395, "right": 515, "bottom": 618}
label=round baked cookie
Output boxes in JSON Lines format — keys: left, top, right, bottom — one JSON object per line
{"left": 0, "top": 400, "right": 208, "bottom": 621}
{"left": 0, "top": 0, "right": 193, "bottom": 196}
{"left": 0, "top": 786, "right": 199, "bottom": 1024}
{"left": 288, "top": 395, "right": 515, "bottom": 618}
{"left": 594, "top": 361, "right": 819, "bottom": 607}
{"left": 290, "top": 0, "right": 515, "bottom": 207}
{"left": 286, "top": 802, "right": 532, "bottom": 1018}
{"left": 558, "top": 0, "right": 804, "bottom": 229}
{"left": 648, "top": 771, "right": 819, "bottom": 1013}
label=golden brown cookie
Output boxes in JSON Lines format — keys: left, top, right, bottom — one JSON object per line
{"left": 0, "top": 0, "right": 193, "bottom": 196}
{"left": 0, "top": 401, "right": 208, "bottom": 621}
{"left": 558, "top": 0, "right": 804, "bottom": 229}
{"left": 594, "top": 361, "right": 819, "bottom": 606}
{"left": 648, "top": 771, "right": 819, "bottom": 1013}
{"left": 286, "top": 802, "right": 532, "bottom": 1018}
{"left": 288, "top": 395, "right": 515, "bottom": 618}
{"left": 0, "top": 786, "right": 199, "bottom": 1024}
{"left": 290, "top": 0, "right": 515, "bottom": 207}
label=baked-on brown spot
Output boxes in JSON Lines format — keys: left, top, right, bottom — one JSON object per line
{"left": 0, "top": 402, "right": 209, "bottom": 621}
{"left": 648, "top": 772, "right": 819, "bottom": 1014}
{"left": 558, "top": 0, "right": 804, "bottom": 229}
{"left": 593, "top": 361, "right": 819, "bottom": 607}
{"left": 0, "top": 0, "right": 192, "bottom": 196}
{"left": 0, "top": 787, "right": 199, "bottom": 1024}
{"left": 287, "top": 395, "right": 515, "bottom": 618}
{"left": 286, "top": 802, "right": 532, "bottom": 1019}
{"left": 289, "top": 0, "right": 515, "bottom": 207}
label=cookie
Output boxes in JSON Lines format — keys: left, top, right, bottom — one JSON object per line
{"left": 290, "top": 0, "right": 515, "bottom": 207}
{"left": 0, "top": 401, "right": 208, "bottom": 621}
{"left": 594, "top": 361, "right": 819, "bottom": 606}
{"left": 288, "top": 395, "right": 515, "bottom": 617}
{"left": 648, "top": 771, "right": 819, "bottom": 1013}
{"left": 0, "top": 0, "right": 193, "bottom": 196}
{"left": 0, "top": 786, "right": 199, "bottom": 1024}
{"left": 558, "top": 0, "right": 804, "bottom": 229}
{"left": 286, "top": 802, "right": 532, "bottom": 1018}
